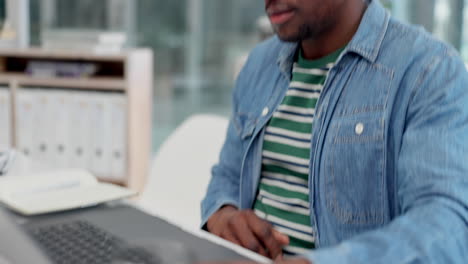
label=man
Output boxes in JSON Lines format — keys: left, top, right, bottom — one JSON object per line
{"left": 202, "top": 0, "right": 468, "bottom": 263}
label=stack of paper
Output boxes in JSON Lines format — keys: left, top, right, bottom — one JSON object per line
{"left": 0, "top": 169, "right": 137, "bottom": 215}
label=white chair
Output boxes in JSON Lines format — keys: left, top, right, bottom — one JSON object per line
{"left": 136, "top": 114, "right": 229, "bottom": 230}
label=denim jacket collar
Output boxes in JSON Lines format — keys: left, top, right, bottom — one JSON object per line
{"left": 346, "top": 0, "right": 390, "bottom": 63}
{"left": 276, "top": 0, "right": 390, "bottom": 79}
{"left": 277, "top": 41, "right": 297, "bottom": 80}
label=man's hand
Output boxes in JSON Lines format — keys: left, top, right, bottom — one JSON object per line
{"left": 273, "top": 256, "right": 311, "bottom": 264}
{"left": 207, "top": 205, "right": 289, "bottom": 259}
{"left": 197, "top": 257, "right": 311, "bottom": 264}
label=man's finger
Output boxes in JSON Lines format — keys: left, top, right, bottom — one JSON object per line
{"left": 229, "top": 215, "right": 268, "bottom": 257}
{"left": 197, "top": 261, "right": 259, "bottom": 264}
{"left": 274, "top": 257, "right": 311, "bottom": 264}
{"left": 250, "top": 222, "right": 282, "bottom": 258}
{"left": 221, "top": 227, "right": 242, "bottom": 246}
{"left": 272, "top": 229, "right": 289, "bottom": 245}
{"left": 274, "top": 254, "right": 284, "bottom": 262}
{"left": 245, "top": 212, "right": 285, "bottom": 259}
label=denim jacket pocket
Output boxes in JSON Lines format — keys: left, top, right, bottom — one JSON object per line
{"left": 233, "top": 112, "right": 257, "bottom": 140}
{"left": 323, "top": 113, "right": 386, "bottom": 225}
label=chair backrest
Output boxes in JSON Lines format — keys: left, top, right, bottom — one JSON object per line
{"left": 136, "top": 114, "right": 229, "bottom": 229}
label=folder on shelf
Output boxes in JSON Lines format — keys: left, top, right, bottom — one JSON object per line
{"left": 110, "top": 94, "right": 128, "bottom": 181}
{"left": 16, "top": 89, "right": 36, "bottom": 158}
{"left": 89, "top": 92, "right": 113, "bottom": 178}
{"left": 0, "top": 87, "right": 11, "bottom": 150}
{"left": 0, "top": 169, "right": 137, "bottom": 216}
{"left": 49, "top": 90, "right": 71, "bottom": 169}
{"left": 69, "top": 91, "right": 92, "bottom": 170}
{"left": 33, "top": 89, "right": 54, "bottom": 164}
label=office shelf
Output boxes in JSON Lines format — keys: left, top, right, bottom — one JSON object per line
{"left": 0, "top": 47, "right": 153, "bottom": 192}
{"left": 0, "top": 74, "right": 126, "bottom": 91}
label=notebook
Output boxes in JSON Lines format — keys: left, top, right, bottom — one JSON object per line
{"left": 0, "top": 169, "right": 136, "bottom": 215}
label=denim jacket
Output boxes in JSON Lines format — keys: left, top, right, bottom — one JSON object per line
{"left": 201, "top": 0, "right": 468, "bottom": 263}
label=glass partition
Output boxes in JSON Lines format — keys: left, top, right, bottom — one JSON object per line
{"left": 391, "top": 0, "right": 468, "bottom": 60}
{"left": 39, "top": 0, "right": 136, "bottom": 49}
{"left": 0, "top": 0, "right": 5, "bottom": 29}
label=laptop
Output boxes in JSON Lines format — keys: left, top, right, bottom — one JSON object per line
{"left": 0, "top": 204, "right": 262, "bottom": 264}
{"left": 0, "top": 208, "right": 50, "bottom": 264}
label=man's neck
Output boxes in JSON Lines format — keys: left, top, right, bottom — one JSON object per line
{"left": 301, "top": 1, "right": 367, "bottom": 60}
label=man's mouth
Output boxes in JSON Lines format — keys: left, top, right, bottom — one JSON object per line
{"left": 267, "top": 5, "right": 296, "bottom": 25}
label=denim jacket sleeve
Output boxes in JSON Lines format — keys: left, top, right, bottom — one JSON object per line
{"left": 307, "top": 50, "right": 468, "bottom": 263}
{"left": 200, "top": 54, "right": 255, "bottom": 229}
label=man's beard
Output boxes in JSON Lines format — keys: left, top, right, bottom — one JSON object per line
{"left": 275, "top": 19, "right": 335, "bottom": 43}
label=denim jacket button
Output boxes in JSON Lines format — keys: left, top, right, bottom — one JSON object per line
{"left": 355, "top": 122, "right": 365, "bottom": 135}
{"left": 262, "top": 107, "right": 269, "bottom": 117}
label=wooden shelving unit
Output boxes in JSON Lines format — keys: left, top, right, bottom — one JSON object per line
{"left": 0, "top": 48, "right": 153, "bottom": 192}
{"left": 0, "top": 74, "right": 126, "bottom": 91}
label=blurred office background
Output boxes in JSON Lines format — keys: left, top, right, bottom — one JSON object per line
{"left": 7, "top": 0, "right": 468, "bottom": 152}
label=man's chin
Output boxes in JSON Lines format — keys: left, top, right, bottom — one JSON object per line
{"left": 276, "top": 33, "right": 302, "bottom": 42}
{"left": 274, "top": 24, "right": 318, "bottom": 43}
{"left": 273, "top": 26, "right": 304, "bottom": 42}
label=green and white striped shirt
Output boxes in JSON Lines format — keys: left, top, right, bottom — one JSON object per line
{"left": 253, "top": 48, "right": 343, "bottom": 255}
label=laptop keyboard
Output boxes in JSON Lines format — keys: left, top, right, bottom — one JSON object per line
{"left": 28, "top": 220, "right": 162, "bottom": 264}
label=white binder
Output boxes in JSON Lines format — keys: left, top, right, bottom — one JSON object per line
{"left": 0, "top": 87, "right": 11, "bottom": 150}
{"left": 49, "top": 90, "right": 71, "bottom": 169}
{"left": 33, "top": 89, "right": 54, "bottom": 164}
{"left": 89, "top": 92, "right": 113, "bottom": 179}
{"left": 69, "top": 91, "right": 92, "bottom": 170}
{"left": 15, "top": 89, "right": 36, "bottom": 158}
{"left": 110, "top": 94, "right": 128, "bottom": 180}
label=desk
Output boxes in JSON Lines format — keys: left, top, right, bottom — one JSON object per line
{"left": 8, "top": 203, "right": 268, "bottom": 263}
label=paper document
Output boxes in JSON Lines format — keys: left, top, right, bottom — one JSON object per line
{"left": 0, "top": 169, "right": 137, "bottom": 215}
